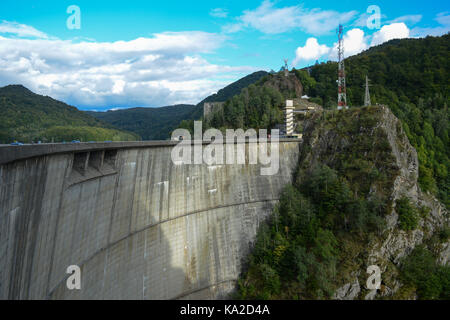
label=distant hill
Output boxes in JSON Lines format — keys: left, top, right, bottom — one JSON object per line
{"left": 302, "top": 33, "right": 450, "bottom": 108}
{"left": 188, "top": 70, "right": 269, "bottom": 120}
{"left": 89, "top": 70, "right": 269, "bottom": 140}
{"left": 178, "top": 34, "right": 449, "bottom": 208}
{"left": 87, "top": 104, "right": 196, "bottom": 140}
{"left": 302, "top": 33, "right": 449, "bottom": 208}
{"left": 199, "top": 71, "right": 269, "bottom": 105}
{"left": 202, "top": 72, "right": 303, "bottom": 131}
{"left": 0, "top": 85, "right": 139, "bottom": 143}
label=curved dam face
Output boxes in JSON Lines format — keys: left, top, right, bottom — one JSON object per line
{"left": 0, "top": 140, "right": 300, "bottom": 299}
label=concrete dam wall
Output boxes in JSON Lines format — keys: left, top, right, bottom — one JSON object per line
{"left": 0, "top": 140, "right": 300, "bottom": 299}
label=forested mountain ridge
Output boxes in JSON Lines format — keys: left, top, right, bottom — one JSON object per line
{"left": 194, "top": 34, "right": 448, "bottom": 208}
{"left": 302, "top": 33, "right": 449, "bottom": 108}
{"left": 0, "top": 85, "right": 139, "bottom": 143}
{"left": 1, "top": 71, "right": 269, "bottom": 143}
{"left": 179, "top": 72, "right": 304, "bottom": 132}
{"left": 183, "top": 70, "right": 270, "bottom": 121}
{"left": 88, "top": 71, "right": 269, "bottom": 139}
{"left": 298, "top": 33, "right": 449, "bottom": 208}
{"left": 200, "top": 71, "right": 269, "bottom": 106}
{"left": 87, "top": 104, "right": 196, "bottom": 141}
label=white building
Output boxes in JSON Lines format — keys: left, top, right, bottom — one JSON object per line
{"left": 285, "top": 100, "right": 294, "bottom": 136}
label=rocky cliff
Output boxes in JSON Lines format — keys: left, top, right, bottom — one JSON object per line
{"left": 263, "top": 73, "right": 303, "bottom": 99}
{"left": 297, "top": 105, "right": 448, "bottom": 300}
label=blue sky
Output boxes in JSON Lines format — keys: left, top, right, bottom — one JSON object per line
{"left": 0, "top": 0, "right": 448, "bottom": 110}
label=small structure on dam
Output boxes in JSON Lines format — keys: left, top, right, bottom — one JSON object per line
{"left": 0, "top": 139, "right": 300, "bottom": 299}
{"left": 285, "top": 100, "right": 295, "bottom": 136}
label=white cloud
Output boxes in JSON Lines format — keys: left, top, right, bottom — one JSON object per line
{"left": 297, "top": 9, "right": 357, "bottom": 36}
{"left": 0, "top": 20, "right": 49, "bottom": 39}
{"left": 210, "top": 8, "right": 229, "bottom": 18}
{"left": 222, "top": 22, "right": 245, "bottom": 33}
{"left": 353, "top": 13, "right": 421, "bottom": 30}
{"left": 293, "top": 23, "right": 415, "bottom": 67}
{"left": 223, "top": 0, "right": 357, "bottom": 35}
{"left": 411, "top": 26, "right": 449, "bottom": 37}
{"left": 387, "top": 15, "right": 422, "bottom": 25}
{"left": 370, "top": 23, "right": 410, "bottom": 46}
{"left": 293, "top": 28, "right": 368, "bottom": 65}
{"left": 335, "top": 28, "right": 369, "bottom": 58}
{"left": 0, "top": 22, "right": 256, "bottom": 109}
{"left": 435, "top": 12, "right": 450, "bottom": 26}
{"left": 353, "top": 13, "right": 371, "bottom": 27}
{"left": 293, "top": 38, "right": 330, "bottom": 65}
{"left": 239, "top": 0, "right": 301, "bottom": 34}
{"left": 411, "top": 12, "right": 450, "bottom": 37}
{"left": 326, "top": 28, "right": 370, "bottom": 62}
{"left": 354, "top": 12, "right": 447, "bottom": 38}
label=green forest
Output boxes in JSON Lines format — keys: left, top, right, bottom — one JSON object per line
{"left": 0, "top": 85, "right": 139, "bottom": 143}
{"left": 89, "top": 71, "right": 270, "bottom": 139}
{"left": 88, "top": 104, "right": 196, "bottom": 140}
{"left": 198, "top": 71, "right": 269, "bottom": 106}
{"left": 200, "top": 34, "right": 449, "bottom": 208}
{"left": 232, "top": 34, "right": 449, "bottom": 300}
{"left": 236, "top": 107, "right": 449, "bottom": 300}
{"left": 297, "top": 34, "right": 449, "bottom": 208}
{"left": 206, "top": 82, "right": 285, "bottom": 131}
{"left": 179, "top": 72, "right": 301, "bottom": 133}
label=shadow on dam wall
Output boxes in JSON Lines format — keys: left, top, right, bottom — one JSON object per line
{"left": 0, "top": 140, "right": 300, "bottom": 299}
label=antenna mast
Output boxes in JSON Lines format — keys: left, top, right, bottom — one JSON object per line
{"left": 337, "top": 24, "right": 347, "bottom": 110}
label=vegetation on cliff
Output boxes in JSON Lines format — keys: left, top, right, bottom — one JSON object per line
{"left": 237, "top": 107, "right": 390, "bottom": 299}
{"left": 299, "top": 34, "right": 449, "bottom": 208}
{"left": 0, "top": 85, "right": 139, "bottom": 143}
{"left": 236, "top": 106, "right": 449, "bottom": 300}
{"left": 237, "top": 165, "right": 386, "bottom": 299}
{"left": 396, "top": 245, "right": 449, "bottom": 300}
{"left": 395, "top": 197, "right": 419, "bottom": 231}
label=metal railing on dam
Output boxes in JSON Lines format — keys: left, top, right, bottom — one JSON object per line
{"left": 0, "top": 139, "right": 301, "bottom": 299}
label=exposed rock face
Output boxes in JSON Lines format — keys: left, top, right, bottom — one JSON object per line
{"left": 333, "top": 277, "right": 360, "bottom": 300}
{"left": 362, "top": 108, "right": 448, "bottom": 300}
{"left": 293, "top": 98, "right": 323, "bottom": 111}
{"left": 300, "top": 106, "right": 448, "bottom": 300}
{"left": 438, "top": 242, "right": 450, "bottom": 265}
{"left": 263, "top": 73, "right": 303, "bottom": 98}
{"left": 203, "top": 102, "right": 224, "bottom": 120}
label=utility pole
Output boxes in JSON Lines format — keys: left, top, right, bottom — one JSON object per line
{"left": 364, "top": 75, "right": 371, "bottom": 106}
{"left": 337, "top": 24, "right": 348, "bottom": 110}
